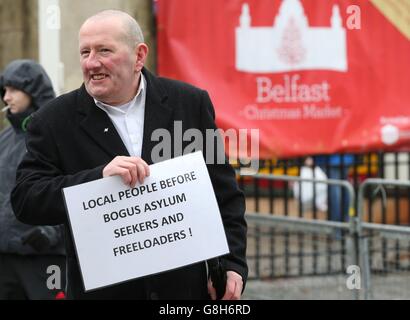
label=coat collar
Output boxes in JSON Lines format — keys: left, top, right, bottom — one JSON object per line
{"left": 76, "top": 68, "right": 172, "bottom": 163}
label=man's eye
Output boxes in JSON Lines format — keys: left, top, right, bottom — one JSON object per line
{"left": 81, "top": 51, "right": 90, "bottom": 57}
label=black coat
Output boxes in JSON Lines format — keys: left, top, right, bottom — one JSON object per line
{"left": 11, "top": 68, "right": 247, "bottom": 299}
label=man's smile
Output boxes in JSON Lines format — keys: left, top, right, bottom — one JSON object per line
{"left": 90, "top": 73, "right": 109, "bottom": 81}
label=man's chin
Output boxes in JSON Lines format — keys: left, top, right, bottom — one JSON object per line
{"left": 85, "top": 86, "right": 108, "bottom": 101}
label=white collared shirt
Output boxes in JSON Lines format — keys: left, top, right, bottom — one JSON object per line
{"left": 94, "top": 74, "right": 146, "bottom": 157}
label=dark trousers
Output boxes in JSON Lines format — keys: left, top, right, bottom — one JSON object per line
{"left": 66, "top": 258, "right": 209, "bottom": 300}
{"left": 323, "top": 167, "right": 350, "bottom": 222}
{"left": 0, "top": 253, "right": 66, "bottom": 300}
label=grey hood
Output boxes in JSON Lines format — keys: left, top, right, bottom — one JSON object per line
{"left": 0, "top": 59, "right": 55, "bottom": 110}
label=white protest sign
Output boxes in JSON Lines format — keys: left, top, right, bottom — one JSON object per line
{"left": 62, "top": 151, "right": 229, "bottom": 291}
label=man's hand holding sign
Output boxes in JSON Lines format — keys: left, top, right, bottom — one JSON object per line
{"left": 102, "top": 156, "right": 150, "bottom": 188}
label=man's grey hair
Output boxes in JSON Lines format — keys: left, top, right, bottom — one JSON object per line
{"left": 83, "top": 10, "right": 144, "bottom": 49}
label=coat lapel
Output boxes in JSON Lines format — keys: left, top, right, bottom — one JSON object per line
{"left": 141, "top": 68, "right": 173, "bottom": 164}
{"left": 77, "top": 85, "right": 130, "bottom": 158}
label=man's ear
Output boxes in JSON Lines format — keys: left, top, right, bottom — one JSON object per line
{"left": 135, "top": 43, "right": 149, "bottom": 72}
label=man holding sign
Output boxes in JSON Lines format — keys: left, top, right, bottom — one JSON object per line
{"left": 11, "top": 10, "right": 247, "bottom": 300}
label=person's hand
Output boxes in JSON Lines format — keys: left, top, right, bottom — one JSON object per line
{"left": 103, "top": 156, "right": 150, "bottom": 187}
{"left": 21, "top": 228, "right": 51, "bottom": 252}
{"left": 208, "top": 271, "right": 243, "bottom": 300}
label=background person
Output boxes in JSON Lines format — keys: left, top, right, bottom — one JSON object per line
{"left": 314, "top": 154, "right": 353, "bottom": 222}
{"left": 0, "top": 60, "right": 66, "bottom": 300}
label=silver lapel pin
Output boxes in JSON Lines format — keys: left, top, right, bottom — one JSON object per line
{"left": 104, "top": 128, "right": 109, "bottom": 133}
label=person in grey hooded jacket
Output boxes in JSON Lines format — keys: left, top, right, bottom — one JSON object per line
{"left": 0, "top": 60, "right": 65, "bottom": 300}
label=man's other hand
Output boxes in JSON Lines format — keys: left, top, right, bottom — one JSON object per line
{"left": 208, "top": 270, "right": 243, "bottom": 300}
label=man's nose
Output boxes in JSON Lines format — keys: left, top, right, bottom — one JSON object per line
{"left": 85, "top": 52, "right": 102, "bottom": 69}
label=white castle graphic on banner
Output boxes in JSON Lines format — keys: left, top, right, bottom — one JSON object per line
{"left": 235, "top": 0, "right": 348, "bottom": 73}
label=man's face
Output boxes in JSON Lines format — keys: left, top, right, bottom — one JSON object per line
{"left": 3, "top": 86, "right": 31, "bottom": 114}
{"left": 79, "top": 18, "right": 139, "bottom": 106}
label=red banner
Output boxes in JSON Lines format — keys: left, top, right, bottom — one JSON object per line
{"left": 157, "top": 0, "right": 410, "bottom": 158}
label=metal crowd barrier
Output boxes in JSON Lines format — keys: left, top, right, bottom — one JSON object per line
{"left": 242, "top": 173, "right": 410, "bottom": 299}
{"left": 357, "top": 178, "right": 410, "bottom": 300}
{"left": 243, "top": 173, "right": 360, "bottom": 300}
